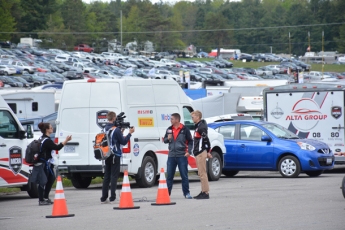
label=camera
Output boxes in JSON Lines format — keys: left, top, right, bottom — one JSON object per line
{"left": 114, "top": 112, "right": 131, "bottom": 129}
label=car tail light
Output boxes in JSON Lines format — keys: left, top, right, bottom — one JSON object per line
{"left": 54, "top": 137, "right": 59, "bottom": 154}
{"left": 122, "top": 139, "right": 131, "bottom": 154}
{"left": 87, "top": 78, "right": 96, "bottom": 83}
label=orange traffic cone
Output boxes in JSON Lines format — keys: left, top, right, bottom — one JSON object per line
{"left": 46, "top": 176, "right": 75, "bottom": 218}
{"left": 151, "top": 168, "right": 176, "bottom": 206}
{"left": 113, "top": 170, "right": 140, "bottom": 210}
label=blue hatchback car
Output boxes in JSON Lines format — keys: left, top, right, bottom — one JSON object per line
{"left": 208, "top": 121, "right": 335, "bottom": 178}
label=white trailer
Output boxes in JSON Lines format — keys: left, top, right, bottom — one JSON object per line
{"left": 0, "top": 90, "right": 56, "bottom": 119}
{"left": 263, "top": 83, "right": 345, "bottom": 164}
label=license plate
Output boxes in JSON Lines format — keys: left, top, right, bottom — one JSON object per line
{"left": 64, "top": 146, "right": 75, "bottom": 153}
{"left": 326, "top": 158, "right": 332, "bottom": 164}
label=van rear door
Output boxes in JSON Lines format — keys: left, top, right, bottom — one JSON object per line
{"left": 58, "top": 82, "right": 91, "bottom": 166}
{"left": 88, "top": 82, "right": 122, "bottom": 165}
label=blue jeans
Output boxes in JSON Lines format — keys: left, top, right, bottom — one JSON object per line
{"left": 166, "top": 156, "right": 190, "bottom": 196}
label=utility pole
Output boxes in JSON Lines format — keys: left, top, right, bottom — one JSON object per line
{"left": 322, "top": 31, "right": 325, "bottom": 78}
{"left": 308, "top": 31, "right": 311, "bottom": 52}
{"left": 270, "top": 46, "right": 272, "bottom": 54}
{"left": 120, "top": 10, "right": 123, "bottom": 54}
{"left": 289, "top": 32, "right": 291, "bottom": 59}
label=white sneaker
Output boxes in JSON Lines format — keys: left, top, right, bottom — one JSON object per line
{"left": 101, "top": 199, "right": 108, "bottom": 204}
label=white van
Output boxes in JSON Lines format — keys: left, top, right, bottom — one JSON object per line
{"left": 0, "top": 95, "right": 37, "bottom": 197}
{"left": 56, "top": 79, "right": 226, "bottom": 188}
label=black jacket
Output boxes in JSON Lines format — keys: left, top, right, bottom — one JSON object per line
{"left": 39, "top": 134, "right": 64, "bottom": 162}
{"left": 163, "top": 124, "right": 193, "bottom": 157}
{"left": 192, "top": 120, "right": 211, "bottom": 156}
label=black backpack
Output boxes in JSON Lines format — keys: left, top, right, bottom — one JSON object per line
{"left": 25, "top": 138, "right": 48, "bottom": 164}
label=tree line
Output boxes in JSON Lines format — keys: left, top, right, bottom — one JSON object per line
{"left": 0, "top": 0, "right": 345, "bottom": 55}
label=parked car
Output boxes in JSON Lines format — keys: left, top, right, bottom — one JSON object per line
{"left": 255, "top": 67, "right": 273, "bottom": 76}
{"left": 208, "top": 121, "right": 335, "bottom": 178}
{"left": 0, "top": 76, "right": 20, "bottom": 87}
{"left": 73, "top": 44, "right": 94, "bottom": 53}
{"left": 13, "top": 77, "right": 33, "bottom": 88}
{"left": 154, "top": 52, "right": 176, "bottom": 60}
{"left": 215, "top": 59, "right": 233, "bottom": 68}
{"left": 239, "top": 53, "right": 253, "bottom": 62}
{"left": 0, "top": 65, "right": 16, "bottom": 75}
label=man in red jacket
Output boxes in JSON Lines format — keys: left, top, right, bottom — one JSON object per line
{"left": 191, "top": 110, "right": 212, "bottom": 199}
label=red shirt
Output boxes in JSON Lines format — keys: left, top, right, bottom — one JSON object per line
{"left": 172, "top": 123, "right": 183, "bottom": 140}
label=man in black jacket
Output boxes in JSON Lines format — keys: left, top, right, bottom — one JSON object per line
{"left": 191, "top": 110, "right": 212, "bottom": 199}
{"left": 163, "top": 113, "right": 193, "bottom": 199}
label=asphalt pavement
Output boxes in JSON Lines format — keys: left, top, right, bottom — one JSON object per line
{"left": 1, "top": 170, "right": 344, "bottom": 230}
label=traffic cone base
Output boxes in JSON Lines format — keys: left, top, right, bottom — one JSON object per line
{"left": 113, "top": 170, "right": 140, "bottom": 210}
{"left": 113, "top": 206, "right": 140, "bottom": 210}
{"left": 151, "top": 168, "right": 176, "bottom": 206}
{"left": 46, "top": 214, "right": 75, "bottom": 218}
{"left": 46, "top": 176, "right": 75, "bottom": 218}
{"left": 151, "top": 202, "right": 176, "bottom": 206}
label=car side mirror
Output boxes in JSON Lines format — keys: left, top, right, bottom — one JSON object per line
{"left": 261, "top": 135, "right": 271, "bottom": 142}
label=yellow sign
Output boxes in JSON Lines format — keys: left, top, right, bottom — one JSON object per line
{"left": 138, "top": 117, "right": 154, "bottom": 127}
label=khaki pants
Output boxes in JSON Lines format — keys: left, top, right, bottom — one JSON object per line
{"left": 195, "top": 150, "right": 209, "bottom": 193}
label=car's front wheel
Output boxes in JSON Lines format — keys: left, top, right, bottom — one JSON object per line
{"left": 278, "top": 155, "right": 301, "bottom": 178}
{"left": 305, "top": 170, "right": 323, "bottom": 177}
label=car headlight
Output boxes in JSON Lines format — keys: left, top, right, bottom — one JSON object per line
{"left": 297, "top": 142, "right": 316, "bottom": 151}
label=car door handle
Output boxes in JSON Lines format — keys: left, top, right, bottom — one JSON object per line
{"left": 0, "top": 143, "right": 6, "bottom": 147}
{"left": 240, "top": 144, "right": 245, "bottom": 148}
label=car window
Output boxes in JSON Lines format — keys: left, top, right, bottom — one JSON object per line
{"left": 262, "top": 123, "right": 299, "bottom": 139}
{"left": 240, "top": 124, "right": 266, "bottom": 141}
{"left": 0, "top": 110, "right": 19, "bottom": 138}
{"left": 218, "top": 125, "right": 235, "bottom": 140}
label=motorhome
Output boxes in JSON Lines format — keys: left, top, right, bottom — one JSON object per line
{"left": 0, "top": 90, "right": 56, "bottom": 119}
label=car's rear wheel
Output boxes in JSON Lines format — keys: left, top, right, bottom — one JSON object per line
{"left": 305, "top": 170, "right": 323, "bottom": 177}
{"left": 5, "top": 72, "right": 8, "bottom": 75}
{"left": 136, "top": 156, "right": 157, "bottom": 188}
{"left": 222, "top": 170, "right": 239, "bottom": 177}
{"left": 278, "top": 156, "right": 301, "bottom": 178}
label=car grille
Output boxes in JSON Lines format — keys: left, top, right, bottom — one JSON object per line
{"left": 318, "top": 156, "right": 334, "bottom": 166}
{"left": 317, "top": 148, "right": 331, "bottom": 154}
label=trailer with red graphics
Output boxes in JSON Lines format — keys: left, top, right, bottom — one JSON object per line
{"left": 0, "top": 95, "right": 37, "bottom": 197}
{"left": 263, "top": 83, "right": 345, "bottom": 164}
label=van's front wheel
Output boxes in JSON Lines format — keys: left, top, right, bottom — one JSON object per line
{"left": 71, "top": 173, "right": 92, "bottom": 188}
{"left": 136, "top": 156, "right": 157, "bottom": 188}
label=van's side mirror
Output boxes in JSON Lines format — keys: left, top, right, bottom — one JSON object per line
{"left": 261, "top": 135, "right": 271, "bottom": 142}
{"left": 26, "top": 124, "right": 34, "bottom": 139}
